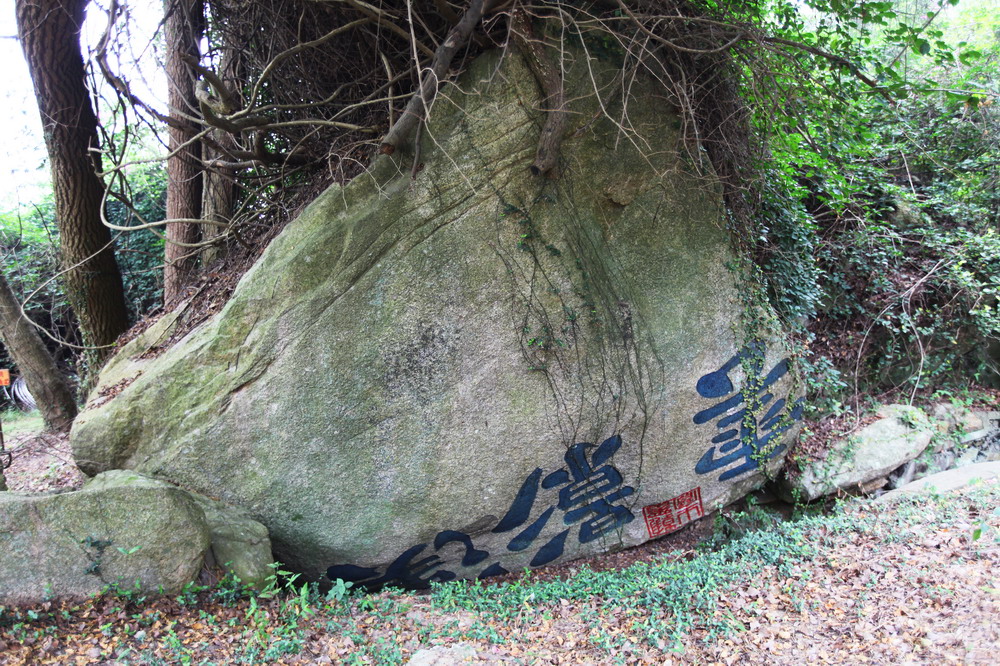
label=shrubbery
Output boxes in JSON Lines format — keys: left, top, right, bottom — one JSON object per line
{"left": 755, "top": 0, "right": 999, "bottom": 406}
{"left": 0, "top": 164, "right": 166, "bottom": 374}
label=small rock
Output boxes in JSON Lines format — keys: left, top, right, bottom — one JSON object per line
{"left": 982, "top": 436, "right": 1000, "bottom": 462}
{"left": 959, "top": 429, "right": 993, "bottom": 445}
{"left": 783, "top": 404, "right": 933, "bottom": 501}
{"left": 859, "top": 477, "right": 889, "bottom": 494}
{"left": 933, "top": 450, "right": 956, "bottom": 473}
{"left": 955, "top": 447, "right": 981, "bottom": 468}
{"left": 974, "top": 411, "right": 1000, "bottom": 430}
{"left": 931, "top": 403, "right": 983, "bottom": 434}
{"left": 406, "top": 643, "right": 479, "bottom": 665}
{"left": 888, "top": 461, "right": 917, "bottom": 490}
{"left": 875, "top": 461, "right": 1000, "bottom": 502}
{"left": 189, "top": 493, "right": 274, "bottom": 590}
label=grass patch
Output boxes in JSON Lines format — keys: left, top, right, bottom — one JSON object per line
{"left": 1, "top": 410, "right": 45, "bottom": 438}
{"left": 421, "top": 485, "right": 998, "bottom": 652}
{"left": 426, "top": 509, "right": 826, "bottom": 650}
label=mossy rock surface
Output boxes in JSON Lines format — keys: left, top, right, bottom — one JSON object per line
{"left": 0, "top": 471, "right": 209, "bottom": 604}
{"left": 71, "top": 49, "right": 802, "bottom": 586}
{"left": 83, "top": 471, "right": 275, "bottom": 590}
{"left": 787, "top": 405, "right": 933, "bottom": 502}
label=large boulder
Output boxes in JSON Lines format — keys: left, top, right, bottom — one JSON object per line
{"left": 71, "top": 49, "right": 803, "bottom": 586}
{"left": 0, "top": 471, "right": 210, "bottom": 604}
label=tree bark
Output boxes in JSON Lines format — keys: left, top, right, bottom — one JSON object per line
{"left": 16, "top": 0, "right": 130, "bottom": 367}
{"left": 0, "top": 272, "right": 78, "bottom": 432}
{"left": 163, "top": 0, "right": 205, "bottom": 306}
{"left": 512, "top": 10, "right": 568, "bottom": 177}
{"left": 200, "top": 48, "right": 236, "bottom": 267}
{"left": 380, "top": 0, "right": 492, "bottom": 154}
{"left": 200, "top": 131, "right": 235, "bottom": 267}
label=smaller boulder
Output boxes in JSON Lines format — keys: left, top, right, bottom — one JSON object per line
{"left": 931, "top": 402, "right": 984, "bottom": 434}
{"left": 954, "top": 446, "right": 983, "bottom": 468}
{"left": 0, "top": 470, "right": 275, "bottom": 605}
{"left": 976, "top": 411, "right": 1000, "bottom": 430}
{"left": 786, "top": 405, "right": 933, "bottom": 502}
{"left": 84, "top": 471, "right": 274, "bottom": 590}
{"left": 188, "top": 492, "right": 274, "bottom": 589}
{"left": 0, "top": 471, "right": 210, "bottom": 604}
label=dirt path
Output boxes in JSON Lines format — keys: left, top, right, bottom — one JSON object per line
{"left": 1, "top": 429, "right": 84, "bottom": 493}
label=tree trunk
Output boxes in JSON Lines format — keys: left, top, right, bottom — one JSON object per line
{"left": 163, "top": 0, "right": 205, "bottom": 306}
{"left": 200, "top": 132, "right": 235, "bottom": 267}
{"left": 15, "top": 0, "right": 130, "bottom": 368}
{"left": 0, "top": 272, "right": 78, "bottom": 432}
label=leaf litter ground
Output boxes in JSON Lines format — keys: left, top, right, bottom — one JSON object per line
{"left": 1, "top": 430, "right": 998, "bottom": 665}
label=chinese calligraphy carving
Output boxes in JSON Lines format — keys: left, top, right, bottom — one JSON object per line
{"left": 327, "top": 435, "right": 636, "bottom": 589}
{"left": 693, "top": 342, "right": 804, "bottom": 482}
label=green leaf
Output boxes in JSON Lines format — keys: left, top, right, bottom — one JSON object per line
{"left": 959, "top": 49, "right": 982, "bottom": 66}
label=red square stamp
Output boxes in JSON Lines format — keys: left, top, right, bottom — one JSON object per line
{"left": 642, "top": 487, "right": 704, "bottom": 538}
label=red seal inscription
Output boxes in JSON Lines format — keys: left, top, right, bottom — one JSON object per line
{"left": 642, "top": 487, "right": 704, "bottom": 538}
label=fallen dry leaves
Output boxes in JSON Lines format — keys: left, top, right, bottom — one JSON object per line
{"left": 1, "top": 483, "right": 997, "bottom": 665}
{"left": 2, "top": 430, "right": 84, "bottom": 493}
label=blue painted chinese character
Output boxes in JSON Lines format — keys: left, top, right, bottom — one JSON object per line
{"left": 327, "top": 530, "right": 493, "bottom": 589}
{"left": 693, "top": 343, "right": 804, "bottom": 481}
{"left": 492, "top": 435, "right": 635, "bottom": 564}
{"left": 327, "top": 435, "right": 636, "bottom": 589}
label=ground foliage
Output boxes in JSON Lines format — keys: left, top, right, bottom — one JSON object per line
{"left": 0, "top": 479, "right": 996, "bottom": 664}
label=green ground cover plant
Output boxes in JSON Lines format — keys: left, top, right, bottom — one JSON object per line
{"left": 1, "top": 481, "right": 996, "bottom": 664}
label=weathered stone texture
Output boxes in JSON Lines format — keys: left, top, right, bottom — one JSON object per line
{"left": 0, "top": 471, "right": 209, "bottom": 604}
{"left": 787, "top": 404, "right": 933, "bottom": 502}
{"left": 71, "top": 49, "right": 802, "bottom": 586}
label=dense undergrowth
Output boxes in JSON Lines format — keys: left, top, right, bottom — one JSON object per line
{"left": 0, "top": 162, "right": 165, "bottom": 375}
{"left": 756, "top": 0, "right": 1000, "bottom": 409}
